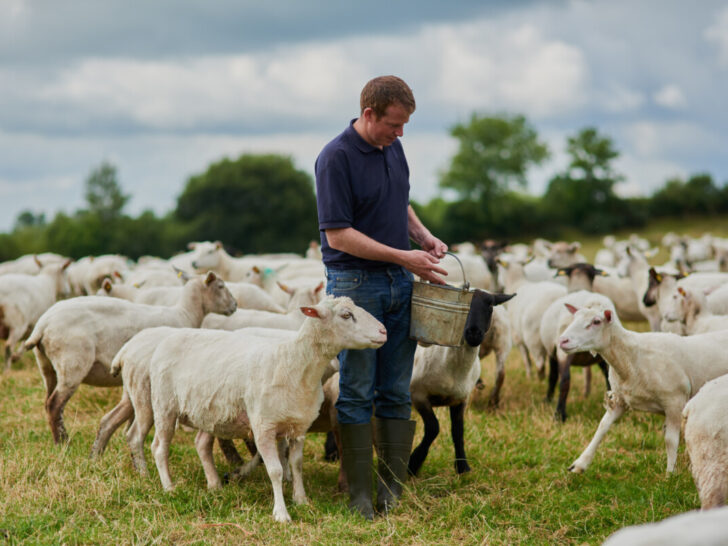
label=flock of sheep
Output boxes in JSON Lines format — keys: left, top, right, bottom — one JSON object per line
{"left": 1, "top": 232, "right": 728, "bottom": 541}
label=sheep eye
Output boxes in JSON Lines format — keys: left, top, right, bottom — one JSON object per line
{"left": 592, "top": 319, "right": 602, "bottom": 326}
{"left": 341, "top": 312, "right": 352, "bottom": 319}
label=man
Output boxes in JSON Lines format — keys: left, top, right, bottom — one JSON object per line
{"left": 315, "top": 75, "right": 448, "bottom": 519}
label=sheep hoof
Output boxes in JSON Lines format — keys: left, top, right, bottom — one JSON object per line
{"left": 568, "top": 464, "right": 584, "bottom": 474}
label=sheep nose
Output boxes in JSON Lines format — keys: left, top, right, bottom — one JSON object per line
{"left": 559, "top": 337, "right": 569, "bottom": 349}
{"left": 379, "top": 328, "right": 387, "bottom": 336}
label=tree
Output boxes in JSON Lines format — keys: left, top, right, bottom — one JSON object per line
{"left": 84, "top": 161, "right": 129, "bottom": 221}
{"left": 439, "top": 113, "right": 550, "bottom": 203}
{"left": 175, "top": 154, "right": 318, "bottom": 254}
{"left": 14, "top": 210, "right": 46, "bottom": 231}
{"left": 542, "top": 127, "right": 636, "bottom": 233}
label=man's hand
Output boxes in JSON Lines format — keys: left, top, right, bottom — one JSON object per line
{"left": 402, "top": 249, "right": 448, "bottom": 284}
{"left": 419, "top": 234, "right": 448, "bottom": 259}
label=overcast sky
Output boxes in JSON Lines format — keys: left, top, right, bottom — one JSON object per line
{"left": 1, "top": 0, "right": 727, "bottom": 232}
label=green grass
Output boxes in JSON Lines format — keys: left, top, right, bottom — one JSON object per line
{"left": 0, "top": 341, "right": 698, "bottom": 545}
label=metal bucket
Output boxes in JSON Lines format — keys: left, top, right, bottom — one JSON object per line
{"left": 409, "top": 252, "right": 473, "bottom": 347}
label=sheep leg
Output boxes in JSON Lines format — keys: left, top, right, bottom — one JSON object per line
{"left": 151, "top": 412, "right": 178, "bottom": 491}
{"left": 45, "top": 385, "right": 77, "bottom": 444}
{"left": 408, "top": 401, "right": 439, "bottom": 477}
{"left": 546, "top": 354, "right": 558, "bottom": 402}
{"left": 569, "top": 392, "right": 626, "bottom": 473}
{"left": 195, "top": 430, "right": 222, "bottom": 489}
{"left": 253, "top": 427, "right": 291, "bottom": 523}
{"left": 5, "top": 325, "right": 27, "bottom": 366}
{"left": 217, "top": 438, "right": 244, "bottom": 466}
{"left": 127, "top": 402, "right": 155, "bottom": 476}
{"left": 277, "top": 438, "right": 292, "bottom": 482}
{"left": 517, "top": 343, "right": 533, "bottom": 379}
{"left": 228, "top": 452, "right": 262, "bottom": 482}
{"left": 449, "top": 403, "right": 470, "bottom": 474}
{"left": 664, "top": 410, "right": 682, "bottom": 474}
{"left": 91, "top": 391, "right": 134, "bottom": 458}
{"left": 488, "top": 351, "right": 506, "bottom": 408}
{"left": 583, "top": 366, "right": 592, "bottom": 398}
{"left": 555, "top": 355, "right": 573, "bottom": 422}
{"left": 288, "top": 436, "right": 308, "bottom": 505}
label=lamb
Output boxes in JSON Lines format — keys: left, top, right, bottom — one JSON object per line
{"left": 408, "top": 290, "right": 514, "bottom": 476}
{"left": 557, "top": 294, "right": 728, "bottom": 474}
{"left": 0, "top": 257, "right": 72, "bottom": 368}
{"left": 24, "top": 271, "right": 236, "bottom": 444}
{"left": 682, "top": 374, "right": 728, "bottom": 510}
{"left": 662, "top": 286, "right": 728, "bottom": 335}
{"left": 131, "top": 296, "right": 386, "bottom": 522}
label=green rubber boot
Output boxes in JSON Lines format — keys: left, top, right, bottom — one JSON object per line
{"left": 374, "top": 418, "right": 416, "bottom": 514}
{"left": 339, "top": 422, "right": 374, "bottom": 520}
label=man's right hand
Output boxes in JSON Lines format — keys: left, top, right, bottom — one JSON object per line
{"left": 402, "top": 250, "right": 448, "bottom": 284}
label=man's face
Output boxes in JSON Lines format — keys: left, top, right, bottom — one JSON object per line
{"left": 362, "top": 102, "right": 410, "bottom": 148}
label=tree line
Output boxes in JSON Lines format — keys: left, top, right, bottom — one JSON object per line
{"left": 2, "top": 113, "right": 727, "bottom": 262}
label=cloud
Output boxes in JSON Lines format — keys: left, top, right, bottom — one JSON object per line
{"left": 705, "top": 6, "right": 728, "bottom": 65}
{"left": 653, "top": 84, "right": 686, "bottom": 109}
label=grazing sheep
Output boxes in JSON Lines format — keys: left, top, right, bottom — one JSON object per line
{"left": 557, "top": 294, "right": 728, "bottom": 474}
{"left": 133, "top": 296, "right": 386, "bottom": 522}
{"left": 24, "top": 272, "right": 236, "bottom": 444}
{"left": 408, "top": 290, "right": 515, "bottom": 476}
{"left": 682, "top": 374, "right": 728, "bottom": 510}
{"left": 0, "top": 257, "right": 72, "bottom": 368}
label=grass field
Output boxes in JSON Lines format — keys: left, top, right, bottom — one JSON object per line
{"left": 2, "top": 218, "right": 726, "bottom": 544}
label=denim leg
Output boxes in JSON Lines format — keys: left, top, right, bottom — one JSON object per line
{"left": 374, "top": 270, "right": 415, "bottom": 420}
{"left": 326, "top": 267, "right": 415, "bottom": 425}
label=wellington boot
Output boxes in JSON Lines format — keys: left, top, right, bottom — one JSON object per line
{"left": 339, "top": 422, "right": 374, "bottom": 520}
{"left": 374, "top": 418, "right": 416, "bottom": 514}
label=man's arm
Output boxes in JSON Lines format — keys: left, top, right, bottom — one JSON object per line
{"left": 325, "top": 226, "right": 448, "bottom": 284}
{"left": 407, "top": 205, "right": 448, "bottom": 259}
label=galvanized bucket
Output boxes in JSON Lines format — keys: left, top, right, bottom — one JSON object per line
{"left": 409, "top": 252, "right": 473, "bottom": 347}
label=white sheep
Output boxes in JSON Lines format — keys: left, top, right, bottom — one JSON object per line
{"left": 202, "top": 281, "right": 323, "bottom": 331}
{"left": 0, "top": 257, "right": 72, "bottom": 368}
{"left": 24, "top": 271, "right": 236, "bottom": 444}
{"left": 557, "top": 294, "right": 728, "bottom": 474}
{"left": 602, "top": 506, "right": 728, "bottom": 545}
{"left": 682, "top": 374, "right": 728, "bottom": 510}
{"left": 662, "top": 286, "right": 728, "bottom": 335}
{"left": 498, "top": 256, "right": 567, "bottom": 379}
{"left": 408, "top": 290, "right": 514, "bottom": 476}
{"left": 0, "top": 253, "right": 68, "bottom": 276}
{"left": 133, "top": 296, "right": 386, "bottom": 522}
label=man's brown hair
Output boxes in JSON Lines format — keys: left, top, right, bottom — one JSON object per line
{"left": 360, "top": 75, "right": 416, "bottom": 118}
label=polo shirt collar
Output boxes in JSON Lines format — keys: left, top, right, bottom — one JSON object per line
{"left": 347, "top": 118, "right": 382, "bottom": 153}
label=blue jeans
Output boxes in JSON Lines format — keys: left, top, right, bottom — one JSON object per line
{"left": 326, "top": 266, "right": 416, "bottom": 425}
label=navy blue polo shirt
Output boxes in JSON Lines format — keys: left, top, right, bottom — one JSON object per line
{"left": 315, "top": 120, "right": 411, "bottom": 270}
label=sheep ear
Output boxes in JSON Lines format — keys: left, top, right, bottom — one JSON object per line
{"left": 103, "top": 278, "right": 113, "bottom": 292}
{"left": 570, "top": 242, "right": 581, "bottom": 251}
{"left": 252, "top": 265, "right": 261, "bottom": 274}
{"left": 215, "top": 241, "right": 223, "bottom": 249}
{"left": 34, "top": 255, "right": 43, "bottom": 268}
{"left": 300, "top": 306, "right": 322, "bottom": 319}
{"left": 604, "top": 309, "right": 613, "bottom": 323}
{"left": 494, "top": 292, "right": 515, "bottom": 306}
{"left": 314, "top": 281, "right": 324, "bottom": 294}
{"left": 564, "top": 303, "right": 578, "bottom": 315}
{"left": 277, "top": 281, "right": 293, "bottom": 294}
{"left": 63, "top": 258, "right": 73, "bottom": 270}
{"left": 204, "top": 271, "right": 217, "bottom": 286}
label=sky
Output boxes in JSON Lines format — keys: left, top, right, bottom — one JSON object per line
{"left": 1, "top": 0, "right": 727, "bottom": 232}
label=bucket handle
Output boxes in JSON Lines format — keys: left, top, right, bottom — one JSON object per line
{"left": 424, "top": 251, "right": 469, "bottom": 291}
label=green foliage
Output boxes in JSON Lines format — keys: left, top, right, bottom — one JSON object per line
{"left": 84, "top": 161, "right": 129, "bottom": 221}
{"left": 175, "top": 154, "right": 318, "bottom": 254}
{"left": 649, "top": 173, "right": 727, "bottom": 218}
{"left": 440, "top": 113, "right": 549, "bottom": 203}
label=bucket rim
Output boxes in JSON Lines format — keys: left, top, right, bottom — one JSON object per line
{"left": 412, "top": 279, "right": 472, "bottom": 294}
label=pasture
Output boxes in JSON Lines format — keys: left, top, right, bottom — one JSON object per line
{"left": 0, "top": 337, "right": 697, "bottom": 545}
{"left": 2, "top": 219, "right": 725, "bottom": 545}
